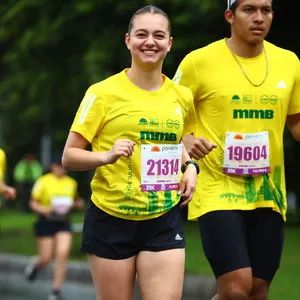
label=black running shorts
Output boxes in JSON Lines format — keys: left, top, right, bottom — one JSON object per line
{"left": 198, "top": 208, "right": 284, "bottom": 281}
{"left": 81, "top": 200, "right": 185, "bottom": 259}
{"left": 34, "top": 217, "right": 72, "bottom": 237}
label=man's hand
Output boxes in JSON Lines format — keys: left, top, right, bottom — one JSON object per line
{"left": 182, "top": 135, "right": 217, "bottom": 160}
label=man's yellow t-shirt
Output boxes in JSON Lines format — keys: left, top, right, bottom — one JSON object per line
{"left": 174, "top": 38, "right": 300, "bottom": 220}
{"left": 70, "top": 69, "right": 196, "bottom": 220}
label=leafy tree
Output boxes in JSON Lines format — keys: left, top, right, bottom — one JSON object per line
{"left": 0, "top": 0, "right": 223, "bottom": 160}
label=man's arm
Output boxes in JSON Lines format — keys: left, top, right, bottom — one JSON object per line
{"left": 286, "top": 113, "right": 300, "bottom": 141}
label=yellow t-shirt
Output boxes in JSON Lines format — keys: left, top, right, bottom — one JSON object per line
{"left": 31, "top": 173, "right": 78, "bottom": 208}
{"left": 0, "top": 148, "right": 7, "bottom": 181}
{"left": 70, "top": 69, "right": 196, "bottom": 220}
{"left": 174, "top": 38, "right": 300, "bottom": 221}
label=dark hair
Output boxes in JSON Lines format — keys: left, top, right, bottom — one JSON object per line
{"left": 229, "top": 1, "right": 238, "bottom": 12}
{"left": 50, "top": 152, "right": 62, "bottom": 165}
{"left": 128, "top": 5, "right": 171, "bottom": 35}
{"left": 229, "top": 0, "right": 273, "bottom": 13}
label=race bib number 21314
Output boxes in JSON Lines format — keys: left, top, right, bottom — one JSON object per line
{"left": 141, "top": 144, "right": 182, "bottom": 192}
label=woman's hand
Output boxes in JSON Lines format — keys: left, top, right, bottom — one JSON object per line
{"left": 73, "top": 198, "right": 85, "bottom": 210}
{"left": 41, "top": 206, "right": 53, "bottom": 217}
{"left": 177, "top": 164, "right": 197, "bottom": 207}
{"left": 105, "top": 139, "right": 136, "bottom": 164}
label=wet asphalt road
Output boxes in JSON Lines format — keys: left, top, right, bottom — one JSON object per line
{"left": 0, "top": 272, "right": 199, "bottom": 300}
{"left": 0, "top": 272, "right": 96, "bottom": 300}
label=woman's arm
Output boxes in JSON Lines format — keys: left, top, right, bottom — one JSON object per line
{"left": 29, "top": 198, "right": 52, "bottom": 216}
{"left": 62, "top": 132, "right": 136, "bottom": 171}
{"left": 178, "top": 144, "right": 198, "bottom": 207}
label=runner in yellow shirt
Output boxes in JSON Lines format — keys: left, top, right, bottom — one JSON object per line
{"left": 0, "top": 148, "right": 16, "bottom": 200}
{"left": 24, "top": 155, "right": 84, "bottom": 300}
{"left": 174, "top": 1, "right": 300, "bottom": 299}
{"left": 62, "top": 5, "right": 198, "bottom": 300}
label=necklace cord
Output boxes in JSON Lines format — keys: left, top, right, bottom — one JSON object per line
{"left": 227, "top": 39, "right": 269, "bottom": 87}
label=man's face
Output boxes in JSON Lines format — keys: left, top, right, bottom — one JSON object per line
{"left": 230, "top": 0, "right": 273, "bottom": 45}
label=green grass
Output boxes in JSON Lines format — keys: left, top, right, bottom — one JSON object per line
{"left": 0, "top": 210, "right": 86, "bottom": 260}
{"left": 268, "top": 226, "right": 300, "bottom": 300}
{"left": 1, "top": 210, "right": 300, "bottom": 299}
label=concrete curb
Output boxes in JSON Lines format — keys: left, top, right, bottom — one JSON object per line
{"left": 0, "top": 253, "right": 216, "bottom": 299}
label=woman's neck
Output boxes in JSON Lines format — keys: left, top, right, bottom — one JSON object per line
{"left": 126, "top": 65, "right": 164, "bottom": 92}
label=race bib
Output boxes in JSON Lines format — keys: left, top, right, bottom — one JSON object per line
{"left": 223, "top": 131, "right": 270, "bottom": 176}
{"left": 51, "top": 196, "right": 73, "bottom": 215}
{"left": 141, "top": 144, "right": 182, "bottom": 192}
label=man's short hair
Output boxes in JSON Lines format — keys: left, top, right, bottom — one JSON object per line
{"left": 227, "top": 0, "right": 237, "bottom": 9}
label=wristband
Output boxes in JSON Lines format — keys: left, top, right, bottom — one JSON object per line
{"left": 181, "top": 160, "right": 200, "bottom": 174}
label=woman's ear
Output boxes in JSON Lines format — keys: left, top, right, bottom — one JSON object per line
{"left": 125, "top": 33, "right": 130, "bottom": 50}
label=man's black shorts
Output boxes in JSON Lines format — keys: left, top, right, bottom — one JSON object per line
{"left": 81, "top": 200, "right": 185, "bottom": 259}
{"left": 34, "top": 217, "right": 72, "bottom": 237}
{"left": 198, "top": 208, "right": 284, "bottom": 281}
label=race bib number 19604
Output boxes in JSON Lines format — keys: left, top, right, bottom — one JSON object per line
{"left": 141, "top": 144, "right": 182, "bottom": 192}
{"left": 223, "top": 131, "right": 270, "bottom": 176}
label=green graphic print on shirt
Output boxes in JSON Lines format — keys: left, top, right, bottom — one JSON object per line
{"left": 220, "top": 165, "right": 284, "bottom": 209}
{"left": 119, "top": 190, "right": 175, "bottom": 216}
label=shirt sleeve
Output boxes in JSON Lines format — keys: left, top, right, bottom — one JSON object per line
{"left": 173, "top": 52, "right": 200, "bottom": 100}
{"left": 70, "top": 85, "right": 107, "bottom": 143}
{"left": 31, "top": 178, "right": 43, "bottom": 201}
{"left": 182, "top": 88, "right": 197, "bottom": 136}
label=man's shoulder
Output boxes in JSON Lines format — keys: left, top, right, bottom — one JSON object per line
{"left": 265, "top": 41, "right": 299, "bottom": 61}
{"left": 168, "top": 76, "right": 192, "bottom": 93}
{"left": 185, "top": 39, "right": 226, "bottom": 61}
{"left": 190, "top": 39, "right": 224, "bottom": 53}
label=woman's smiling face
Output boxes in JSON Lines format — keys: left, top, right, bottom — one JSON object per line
{"left": 125, "top": 12, "right": 172, "bottom": 69}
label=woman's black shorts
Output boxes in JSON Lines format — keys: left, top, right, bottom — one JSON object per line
{"left": 34, "top": 217, "right": 72, "bottom": 237}
{"left": 81, "top": 200, "right": 185, "bottom": 259}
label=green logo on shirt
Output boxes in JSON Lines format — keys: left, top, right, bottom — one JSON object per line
{"left": 231, "top": 95, "right": 241, "bottom": 103}
{"left": 138, "top": 118, "right": 148, "bottom": 126}
{"left": 140, "top": 131, "right": 177, "bottom": 141}
{"left": 233, "top": 109, "right": 274, "bottom": 119}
